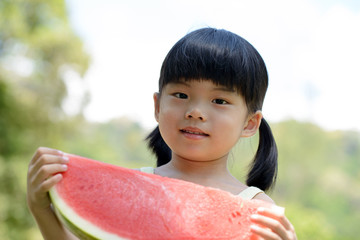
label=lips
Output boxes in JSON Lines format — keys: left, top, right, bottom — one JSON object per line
{"left": 180, "top": 127, "right": 209, "bottom": 137}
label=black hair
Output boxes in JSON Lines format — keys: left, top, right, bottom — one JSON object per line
{"left": 146, "top": 27, "right": 277, "bottom": 191}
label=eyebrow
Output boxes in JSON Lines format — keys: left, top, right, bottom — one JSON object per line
{"left": 212, "top": 87, "right": 236, "bottom": 93}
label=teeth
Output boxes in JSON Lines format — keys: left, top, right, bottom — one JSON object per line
{"left": 182, "top": 130, "right": 207, "bottom": 135}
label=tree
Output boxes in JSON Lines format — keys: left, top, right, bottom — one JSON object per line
{"left": 0, "top": 0, "right": 90, "bottom": 238}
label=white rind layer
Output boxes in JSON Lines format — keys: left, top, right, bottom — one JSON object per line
{"left": 49, "top": 186, "right": 129, "bottom": 240}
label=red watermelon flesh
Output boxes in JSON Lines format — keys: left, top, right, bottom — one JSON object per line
{"left": 49, "top": 154, "right": 273, "bottom": 240}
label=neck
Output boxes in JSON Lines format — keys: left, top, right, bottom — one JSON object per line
{"left": 173, "top": 154, "right": 229, "bottom": 173}
{"left": 157, "top": 153, "right": 236, "bottom": 187}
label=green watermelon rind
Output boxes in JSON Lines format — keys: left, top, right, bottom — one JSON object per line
{"left": 49, "top": 186, "right": 129, "bottom": 240}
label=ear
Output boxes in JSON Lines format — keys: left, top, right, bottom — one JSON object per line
{"left": 241, "top": 111, "right": 263, "bottom": 138}
{"left": 153, "top": 92, "right": 160, "bottom": 122}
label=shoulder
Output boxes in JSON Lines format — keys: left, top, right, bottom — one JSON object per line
{"left": 253, "top": 192, "right": 275, "bottom": 204}
{"left": 137, "top": 167, "right": 155, "bottom": 174}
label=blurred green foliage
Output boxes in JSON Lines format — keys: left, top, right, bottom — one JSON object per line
{"left": 0, "top": 0, "right": 90, "bottom": 239}
{"left": 230, "top": 122, "right": 360, "bottom": 239}
{"left": 1, "top": 0, "right": 359, "bottom": 239}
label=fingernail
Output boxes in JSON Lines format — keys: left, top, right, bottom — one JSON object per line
{"left": 62, "top": 164, "right": 68, "bottom": 170}
{"left": 250, "top": 214, "right": 259, "bottom": 220}
{"left": 57, "top": 150, "right": 64, "bottom": 155}
{"left": 271, "top": 205, "right": 285, "bottom": 215}
{"left": 257, "top": 207, "right": 265, "bottom": 213}
{"left": 250, "top": 225, "right": 260, "bottom": 231}
{"left": 55, "top": 173, "right": 63, "bottom": 180}
{"left": 62, "top": 156, "right": 69, "bottom": 162}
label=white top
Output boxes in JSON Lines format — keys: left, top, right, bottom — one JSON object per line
{"left": 139, "top": 167, "right": 263, "bottom": 199}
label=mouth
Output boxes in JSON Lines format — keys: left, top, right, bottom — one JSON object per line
{"left": 180, "top": 128, "right": 209, "bottom": 136}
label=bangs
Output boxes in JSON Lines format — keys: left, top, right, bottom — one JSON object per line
{"left": 159, "top": 28, "right": 268, "bottom": 110}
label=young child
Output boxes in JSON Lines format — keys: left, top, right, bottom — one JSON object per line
{"left": 27, "top": 28, "right": 297, "bottom": 239}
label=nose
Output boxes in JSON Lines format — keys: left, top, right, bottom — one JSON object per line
{"left": 185, "top": 104, "right": 207, "bottom": 121}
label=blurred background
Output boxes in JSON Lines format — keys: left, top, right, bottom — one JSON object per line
{"left": 0, "top": 0, "right": 359, "bottom": 239}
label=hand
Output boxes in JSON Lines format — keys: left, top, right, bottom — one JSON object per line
{"left": 27, "top": 147, "right": 69, "bottom": 213}
{"left": 250, "top": 205, "right": 297, "bottom": 240}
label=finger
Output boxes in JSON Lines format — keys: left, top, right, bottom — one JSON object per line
{"left": 32, "top": 163, "right": 68, "bottom": 187}
{"left": 39, "top": 173, "right": 63, "bottom": 192}
{"left": 257, "top": 206, "right": 292, "bottom": 231}
{"left": 251, "top": 214, "right": 287, "bottom": 239}
{"left": 30, "top": 147, "right": 64, "bottom": 165}
{"left": 29, "top": 173, "right": 63, "bottom": 207}
{"left": 251, "top": 224, "right": 280, "bottom": 240}
{"left": 29, "top": 154, "right": 69, "bottom": 177}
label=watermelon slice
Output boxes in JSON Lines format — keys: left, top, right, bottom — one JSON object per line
{"left": 49, "top": 154, "right": 272, "bottom": 240}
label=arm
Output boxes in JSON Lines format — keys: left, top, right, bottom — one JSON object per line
{"left": 30, "top": 206, "right": 79, "bottom": 240}
{"left": 27, "top": 147, "right": 78, "bottom": 240}
{"left": 251, "top": 193, "right": 297, "bottom": 240}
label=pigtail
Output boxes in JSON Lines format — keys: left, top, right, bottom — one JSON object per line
{"left": 246, "top": 118, "right": 278, "bottom": 191}
{"left": 146, "top": 126, "right": 172, "bottom": 167}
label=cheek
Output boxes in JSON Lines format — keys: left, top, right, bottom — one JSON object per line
{"left": 214, "top": 114, "right": 245, "bottom": 139}
{"left": 159, "top": 99, "right": 185, "bottom": 119}
{"left": 159, "top": 103, "right": 175, "bottom": 118}
{"left": 157, "top": 110, "right": 179, "bottom": 149}
{"left": 158, "top": 103, "right": 181, "bottom": 130}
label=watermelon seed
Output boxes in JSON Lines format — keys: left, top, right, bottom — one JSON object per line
{"left": 231, "top": 211, "right": 241, "bottom": 218}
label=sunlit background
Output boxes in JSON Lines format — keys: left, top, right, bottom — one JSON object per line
{"left": 0, "top": 0, "right": 359, "bottom": 239}
{"left": 64, "top": 0, "right": 360, "bottom": 131}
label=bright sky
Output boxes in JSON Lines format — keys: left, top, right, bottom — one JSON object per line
{"left": 64, "top": 0, "right": 360, "bottom": 131}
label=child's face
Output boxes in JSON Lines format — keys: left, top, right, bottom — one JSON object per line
{"left": 154, "top": 80, "right": 261, "bottom": 162}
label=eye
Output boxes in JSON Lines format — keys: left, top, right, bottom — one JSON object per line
{"left": 174, "top": 92, "right": 188, "bottom": 99}
{"left": 212, "top": 99, "right": 228, "bottom": 105}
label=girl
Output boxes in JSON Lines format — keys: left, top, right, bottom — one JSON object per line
{"left": 27, "top": 28, "right": 297, "bottom": 239}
